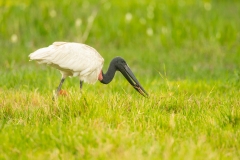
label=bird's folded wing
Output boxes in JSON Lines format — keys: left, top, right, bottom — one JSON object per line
{"left": 29, "top": 42, "right": 104, "bottom": 83}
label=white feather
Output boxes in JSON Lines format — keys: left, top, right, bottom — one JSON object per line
{"left": 29, "top": 42, "right": 104, "bottom": 84}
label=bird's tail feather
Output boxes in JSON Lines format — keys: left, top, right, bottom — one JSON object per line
{"left": 29, "top": 47, "right": 51, "bottom": 60}
{"left": 29, "top": 47, "right": 54, "bottom": 64}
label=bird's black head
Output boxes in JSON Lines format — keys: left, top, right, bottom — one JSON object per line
{"left": 101, "top": 57, "right": 148, "bottom": 97}
{"left": 111, "top": 57, "right": 127, "bottom": 69}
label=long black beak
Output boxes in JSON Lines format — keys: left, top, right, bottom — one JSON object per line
{"left": 119, "top": 64, "right": 149, "bottom": 97}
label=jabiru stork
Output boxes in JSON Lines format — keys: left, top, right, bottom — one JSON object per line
{"left": 29, "top": 42, "right": 148, "bottom": 98}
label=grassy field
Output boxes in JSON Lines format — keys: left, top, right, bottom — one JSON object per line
{"left": 0, "top": 0, "right": 240, "bottom": 159}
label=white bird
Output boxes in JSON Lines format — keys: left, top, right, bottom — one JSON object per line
{"left": 29, "top": 42, "right": 148, "bottom": 98}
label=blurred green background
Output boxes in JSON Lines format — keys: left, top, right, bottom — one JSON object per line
{"left": 1, "top": 0, "right": 239, "bottom": 86}
{"left": 0, "top": 1, "right": 240, "bottom": 159}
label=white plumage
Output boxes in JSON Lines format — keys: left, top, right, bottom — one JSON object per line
{"left": 29, "top": 42, "right": 104, "bottom": 84}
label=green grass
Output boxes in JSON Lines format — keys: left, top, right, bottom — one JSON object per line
{"left": 1, "top": 0, "right": 240, "bottom": 159}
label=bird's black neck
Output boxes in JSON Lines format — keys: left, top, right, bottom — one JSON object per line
{"left": 100, "top": 57, "right": 120, "bottom": 84}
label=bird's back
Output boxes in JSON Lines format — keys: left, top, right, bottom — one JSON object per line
{"left": 29, "top": 42, "right": 104, "bottom": 84}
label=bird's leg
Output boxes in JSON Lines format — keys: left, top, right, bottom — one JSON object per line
{"left": 79, "top": 80, "right": 88, "bottom": 106}
{"left": 53, "top": 78, "right": 65, "bottom": 100}
{"left": 57, "top": 78, "right": 65, "bottom": 93}
{"left": 80, "top": 80, "right": 83, "bottom": 91}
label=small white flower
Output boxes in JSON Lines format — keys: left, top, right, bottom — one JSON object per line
{"left": 147, "top": 12, "right": 154, "bottom": 20}
{"left": 147, "top": 5, "right": 154, "bottom": 19}
{"left": 204, "top": 2, "right": 211, "bottom": 11}
{"left": 11, "top": 34, "right": 18, "bottom": 43}
{"left": 161, "top": 27, "right": 169, "bottom": 34}
{"left": 75, "top": 18, "right": 82, "bottom": 27}
{"left": 125, "top": 12, "right": 132, "bottom": 22}
{"left": 49, "top": 9, "right": 57, "bottom": 18}
{"left": 146, "top": 28, "right": 153, "bottom": 36}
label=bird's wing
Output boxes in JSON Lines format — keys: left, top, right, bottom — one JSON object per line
{"left": 29, "top": 42, "right": 104, "bottom": 83}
